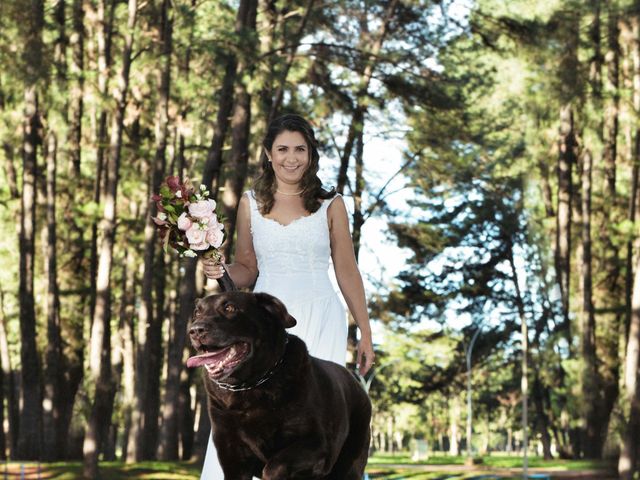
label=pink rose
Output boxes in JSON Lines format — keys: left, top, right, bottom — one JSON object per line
{"left": 190, "top": 241, "right": 210, "bottom": 251}
{"left": 188, "top": 199, "right": 216, "bottom": 219}
{"left": 200, "top": 213, "right": 218, "bottom": 225}
{"left": 206, "top": 224, "right": 224, "bottom": 248}
{"left": 185, "top": 224, "right": 207, "bottom": 247}
{"left": 177, "top": 212, "right": 192, "bottom": 231}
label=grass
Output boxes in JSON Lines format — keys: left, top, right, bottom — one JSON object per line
{"left": 368, "top": 452, "right": 609, "bottom": 470}
{"left": 0, "top": 461, "right": 201, "bottom": 479}
{"left": 0, "top": 454, "right": 613, "bottom": 479}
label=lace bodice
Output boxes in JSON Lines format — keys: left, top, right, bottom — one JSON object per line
{"left": 247, "top": 191, "right": 340, "bottom": 305}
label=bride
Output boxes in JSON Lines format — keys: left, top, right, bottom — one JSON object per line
{"left": 201, "top": 113, "right": 375, "bottom": 479}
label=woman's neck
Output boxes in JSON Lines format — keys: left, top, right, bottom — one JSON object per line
{"left": 275, "top": 184, "right": 303, "bottom": 196}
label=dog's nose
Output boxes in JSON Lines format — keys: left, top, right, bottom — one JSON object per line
{"left": 189, "top": 324, "right": 209, "bottom": 337}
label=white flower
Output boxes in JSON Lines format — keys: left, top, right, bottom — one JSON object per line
{"left": 157, "top": 212, "right": 167, "bottom": 221}
{"left": 183, "top": 249, "right": 197, "bottom": 258}
{"left": 200, "top": 184, "right": 207, "bottom": 191}
{"left": 176, "top": 190, "right": 182, "bottom": 198}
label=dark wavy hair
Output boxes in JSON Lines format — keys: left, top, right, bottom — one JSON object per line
{"left": 253, "top": 114, "right": 336, "bottom": 215}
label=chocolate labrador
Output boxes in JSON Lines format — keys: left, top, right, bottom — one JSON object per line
{"left": 187, "top": 291, "right": 371, "bottom": 480}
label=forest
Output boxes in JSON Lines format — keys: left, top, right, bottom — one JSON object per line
{"left": 1, "top": 0, "right": 640, "bottom": 478}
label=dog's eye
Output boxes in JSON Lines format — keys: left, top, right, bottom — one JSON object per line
{"left": 223, "top": 303, "right": 237, "bottom": 314}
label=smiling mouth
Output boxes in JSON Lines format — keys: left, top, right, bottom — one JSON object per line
{"left": 186, "top": 342, "right": 251, "bottom": 379}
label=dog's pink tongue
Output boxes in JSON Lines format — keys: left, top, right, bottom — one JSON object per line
{"left": 186, "top": 348, "right": 229, "bottom": 368}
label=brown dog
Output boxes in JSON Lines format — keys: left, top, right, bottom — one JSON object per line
{"left": 187, "top": 291, "right": 371, "bottom": 480}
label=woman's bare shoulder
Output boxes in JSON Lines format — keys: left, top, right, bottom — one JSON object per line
{"left": 327, "top": 194, "right": 347, "bottom": 215}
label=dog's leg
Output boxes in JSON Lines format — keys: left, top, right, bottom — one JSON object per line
{"left": 215, "top": 438, "right": 260, "bottom": 480}
{"left": 328, "top": 403, "right": 372, "bottom": 479}
{"left": 261, "top": 440, "right": 333, "bottom": 480}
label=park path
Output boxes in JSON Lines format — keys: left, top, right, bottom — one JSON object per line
{"left": 0, "top": 464, "right": 51, "bottom": 479}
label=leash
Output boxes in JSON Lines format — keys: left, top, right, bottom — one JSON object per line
{"left": 212, "top": 335, "right": 289, "bottom": 392}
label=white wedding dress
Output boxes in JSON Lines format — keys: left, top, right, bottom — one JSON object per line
{"left": 200, "top": 190, "right": 348, "bottom": 479}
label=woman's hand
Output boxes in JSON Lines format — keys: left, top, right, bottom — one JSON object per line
{"left": 202, "top": 255, "right": 226, "bottom": 280}
{"left": 356, "top": 335, "right": 375, "bottom": 376}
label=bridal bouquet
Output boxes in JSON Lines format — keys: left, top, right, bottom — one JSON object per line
{"left": 151, "top": 176, "right": 236, "bottom": 291}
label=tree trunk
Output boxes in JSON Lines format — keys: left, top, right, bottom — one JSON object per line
{"left": 620, "top": 19, "right": 640, "bottom": 472}
{"left": 88, "top": 0, "right": 116, "bottom": 323}
{"left": 201, "top": 0, "right": 257, "bottom": 194}
{"left": 63, "top": 6, "right": 89, "bottom": 452}
{"left": 0, "top": 289, "right": 11, "bottom": 459}
{"left": 1, "top": 141, "right": 19, "bottom": 200}
{"left": 17, "top": 0, "right": 45, "bottom": 456}
{"left": 135, "top": 0, "right": 172, "bottom": 461}
{"left": 257, "top": 0, "right": 278, "bottom": 120}
{"left": 335, "top": 0, "right": 399, "bottom": 194}
{"left": 223, "top": 76, "right": 255, "bottom": 257}
{"left": 53, "top": 0, "right": 67, "bottom": 83}
{"left": 42, "top": 132, "right": 64, "bottom": 461}
{"left": 532, "top": 374, "right": 553, "bottom": 459}
{"left": 120, "top": 251, "right": 137, "bottom": 463}
{"left": 68, "top": 0, "right": 84, "bottom": 177}
{"left": 587, "top": 5, "right": 622, "bottom": 459}
{"left": 579, "top": 149, "right": 601, "bottom": 457}
{"left": 448, "top": 397, "right": 459, "bottom": 456}
{"left": 56, "top": 4, "right": 87, "bottom": 459}
{"left": 619, "top": 241, "right": 640, "bottom": 478}
{"left": 537, "top": 145, "right": 556, "bottom": 217}
{"left": 603, "top": 7, "right": 619, "bottom": 201}
{"left": 507, "top": 243, "right": 529, "bottom": 475}
{"left": 83, "top": 1, "right": 138, "bottom": 477}
{"left": 179, "top": 362, "right": 195, "bottom": 460}
{"left": 223, "top": 0, "right": 258, "bottom": 253}
{"left": 166, "top": 259, "right": 198, "bottom": 451}
{"left": 174, "top": 0, "right": 196, "bottom": 180}
{"left": 0, "top": 77, "right": 19, "bottom": 199}
{"left": 556, "top": 104, "right": 575, "bottom": 341}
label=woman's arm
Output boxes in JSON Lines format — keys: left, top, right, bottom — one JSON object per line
{"left": 203, "top": 194, "right": 258, "bottom": 288}
{"left": 328, "top": 196, "right": 375, "bottom": 375}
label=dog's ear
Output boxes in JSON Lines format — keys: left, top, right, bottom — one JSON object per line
{"left": 254, "top": 293, "right": 297, "bottom": 328}
{"left": 193, "top": 297, "right": 204, "bottom": 313}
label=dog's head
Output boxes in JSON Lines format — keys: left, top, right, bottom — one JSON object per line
{"left": 186, "top": 292, "right": 296, "bottom": 384}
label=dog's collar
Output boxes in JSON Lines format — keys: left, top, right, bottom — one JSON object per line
{"left": 212, "top": 335, "right": 289, "bottom": 392}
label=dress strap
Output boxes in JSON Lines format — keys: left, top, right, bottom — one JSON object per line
{"left": 245, "top": 190, "right": 258, "bottom": 211}
{"left": 321, "top": 193, "right": 342, "bottom": 212}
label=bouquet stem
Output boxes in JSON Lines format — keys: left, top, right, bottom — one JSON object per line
{"left": 218, "top": 264, "right": 237, "bottom": 292}
{"left": 203, "top": 249, "right": 237, "bottom": 292}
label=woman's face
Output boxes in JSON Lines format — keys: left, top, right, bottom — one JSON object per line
{"left": 267, "top": 130, "right": 310, "bottom": 188}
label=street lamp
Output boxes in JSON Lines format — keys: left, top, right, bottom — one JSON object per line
{"left": 466, "top": 327, "right": 481, "bottom": 460}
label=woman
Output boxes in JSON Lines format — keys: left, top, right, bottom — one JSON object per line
{"left": 200, "top": 113, "right": 374, "bottom": 479}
